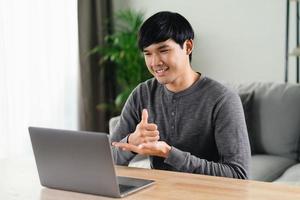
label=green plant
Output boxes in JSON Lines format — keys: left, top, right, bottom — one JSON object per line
{"left": 91, "top": 9, "right": 151, "bottom": 115}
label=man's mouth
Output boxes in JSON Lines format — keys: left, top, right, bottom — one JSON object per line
{"left": 154, "top": 67, "right": 169, "bottom": 76}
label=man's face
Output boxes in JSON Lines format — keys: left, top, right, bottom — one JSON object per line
{"left": 143, "top": 39, "right": 191, "bottom": 86}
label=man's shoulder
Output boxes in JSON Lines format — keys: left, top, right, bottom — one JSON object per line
{"left": 202, "top": 76, "right": 235, "bottom": 97}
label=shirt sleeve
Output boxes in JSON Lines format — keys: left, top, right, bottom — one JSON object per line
{"left": 164, "top": 91, "right": 251, "bottom": 179}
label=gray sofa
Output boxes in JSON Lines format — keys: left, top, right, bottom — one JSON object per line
{"left": 109, "top": 82, "right": 300, "bottom": 185}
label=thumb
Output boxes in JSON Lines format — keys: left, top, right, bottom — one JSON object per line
{"left": 141, "top": 109, "right": 148, "bottom": 124}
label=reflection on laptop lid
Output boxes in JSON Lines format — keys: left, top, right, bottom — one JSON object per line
{"left": 28, "top": 127, "right": 154, "bottom": 198}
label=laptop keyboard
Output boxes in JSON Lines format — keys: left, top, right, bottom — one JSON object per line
{"left": 119, "top": 184, "right": 137, "bottom": 193}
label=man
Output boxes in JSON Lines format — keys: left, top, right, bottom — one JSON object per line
{"left": 111, "top": 11, "right": 251, "bottom": 179}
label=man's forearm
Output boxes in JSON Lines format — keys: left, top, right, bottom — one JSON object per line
{"left": 164, "top": 146, "right": 248, "bottom": 179}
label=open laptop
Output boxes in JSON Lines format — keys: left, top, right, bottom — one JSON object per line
{"left": 28, "top": 127, "right": 154, "bottom": 198}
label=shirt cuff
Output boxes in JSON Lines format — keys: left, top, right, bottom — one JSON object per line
{"left": 164, "top": 146, "right": 188, "bottom": 170}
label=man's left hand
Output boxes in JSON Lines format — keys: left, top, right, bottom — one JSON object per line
{"left": 112, "top": 141, "right": 171, "bottom": 158}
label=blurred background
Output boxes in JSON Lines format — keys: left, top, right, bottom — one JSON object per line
{"left": 0, "top": 0, "right": 298, "bottom": 159}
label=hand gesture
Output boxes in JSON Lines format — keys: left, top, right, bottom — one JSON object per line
{"left": 113, "top": 141, "right": 171, "bottom": 158}
{"left": 128, "top": 109, "right": 160, "bottom": 146}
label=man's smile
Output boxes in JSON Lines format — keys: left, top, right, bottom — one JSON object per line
{"left": 154, "top": 67, "right": 169, "bottom": 76}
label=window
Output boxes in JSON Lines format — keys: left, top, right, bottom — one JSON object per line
{"left": 0, "top": 0, "right": 78, "bottom": 159}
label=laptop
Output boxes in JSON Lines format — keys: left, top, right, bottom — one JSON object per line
{"left": 28, "top": 127, "right": 154, "bottom": 198}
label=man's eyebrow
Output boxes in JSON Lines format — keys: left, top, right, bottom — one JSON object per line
{"left": 143, "top": 44, "right": 170, "bottom": 52}
{"left": 158, "top": 44, "right": 170, "bottom": 49}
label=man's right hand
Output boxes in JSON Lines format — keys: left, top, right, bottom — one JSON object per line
{"left": 128, "top": 109, "right": 160, "bottom": 146}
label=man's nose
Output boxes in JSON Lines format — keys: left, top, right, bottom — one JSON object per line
{"left": 150, "top": 55, "right": 163, "bottom": 68}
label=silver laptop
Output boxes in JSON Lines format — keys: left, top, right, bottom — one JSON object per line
{"left": 28, "top": 127, "right": 154, "bottom": 198}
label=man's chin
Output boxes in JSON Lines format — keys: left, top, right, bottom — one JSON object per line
{"left": 155, "top": 77, "right": 169, "bottom": 85}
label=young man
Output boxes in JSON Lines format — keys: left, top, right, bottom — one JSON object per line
{"left": 111, "top": 11, "right": 251, "bottom": 179}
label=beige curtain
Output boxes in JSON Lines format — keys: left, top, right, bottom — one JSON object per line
{"left": 78, "top": 0, "right": 115, "bottom": 132}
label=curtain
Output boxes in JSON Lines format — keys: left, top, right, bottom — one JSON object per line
{"left": 0, "top": 0, "right": 78, "bottom": 159}
{"left": 78, "top": 0, "right": 115, "bottom": 132}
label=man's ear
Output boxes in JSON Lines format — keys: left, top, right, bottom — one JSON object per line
{"left": 185, "top": 39, "right": 194, "bottom": 55}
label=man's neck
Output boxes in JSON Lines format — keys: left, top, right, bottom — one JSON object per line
{"left": 165, "top": 69, "right": 200, "bottom": 93}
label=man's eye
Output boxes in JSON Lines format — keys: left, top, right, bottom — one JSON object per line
{"left": 160, "top": 49, "right": 169, "bottom": 53}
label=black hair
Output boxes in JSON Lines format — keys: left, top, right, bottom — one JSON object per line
{"left": 138, "top": 11, "right": 194, "bottom": 61}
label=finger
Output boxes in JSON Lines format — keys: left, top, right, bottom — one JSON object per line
{"left": 113, "top": 142, "right": 140, "bottom": 152}
{"left": 115, "top": 143, "right": 153, "bottom": 155}
{"left": 139, "top": 142, "right": 158, "bottom": 149}
{"left": 115, "top": 144, "right": 135, "bottom": 152}
{"left": 113, "top": 142, "right": 131, "bottom": 148}
{"left": 142, "top": 130, "right": 159, "bottom": 138}
{"left": 143, "top": 135, "right": 160, "bottom": 143}
{"left": 141, "top": 109, "right": 148, "bottom": 124}
{"left": 144, "top": 123, "right": 157, "bottom": 131}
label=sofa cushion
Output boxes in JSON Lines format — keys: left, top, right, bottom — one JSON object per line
{"left": 227, "top": 82, "right": 300, "bottom": 160}
{"left": 274, "top": 163, "right": 300, "bottom": 185}
{"left": 239, "top": 91, "right": 255, "bottom": 153}
{"left": 109, "top": 115, "right": 121, "bottom": 136}
{"left": 251, "top": 154, "right": 297, "bottom": 182}
{"left": 239, "top": 92, "right": 254, "bottom": 123}
{"left": 128, "top": 155, "right": 150, "bottom": 168}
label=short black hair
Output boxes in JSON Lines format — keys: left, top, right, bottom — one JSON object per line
{"left": 138, "top": 11, "right": 194, "bottom": 61}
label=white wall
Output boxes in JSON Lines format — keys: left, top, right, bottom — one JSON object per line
{"left": 113, "top": 0, "right": 298, "bottom": 83}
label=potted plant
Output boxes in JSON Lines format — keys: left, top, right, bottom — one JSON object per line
{"left": 91, "top": 9, "right": 151, "bottom": 115}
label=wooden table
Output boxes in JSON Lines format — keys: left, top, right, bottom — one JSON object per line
{"left": 1, "top": 157, "right": 300, "bottom": 200}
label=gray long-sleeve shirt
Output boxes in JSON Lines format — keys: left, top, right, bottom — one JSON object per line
{"left": 111, "top": 75, "right": 251, "bottom": 179}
